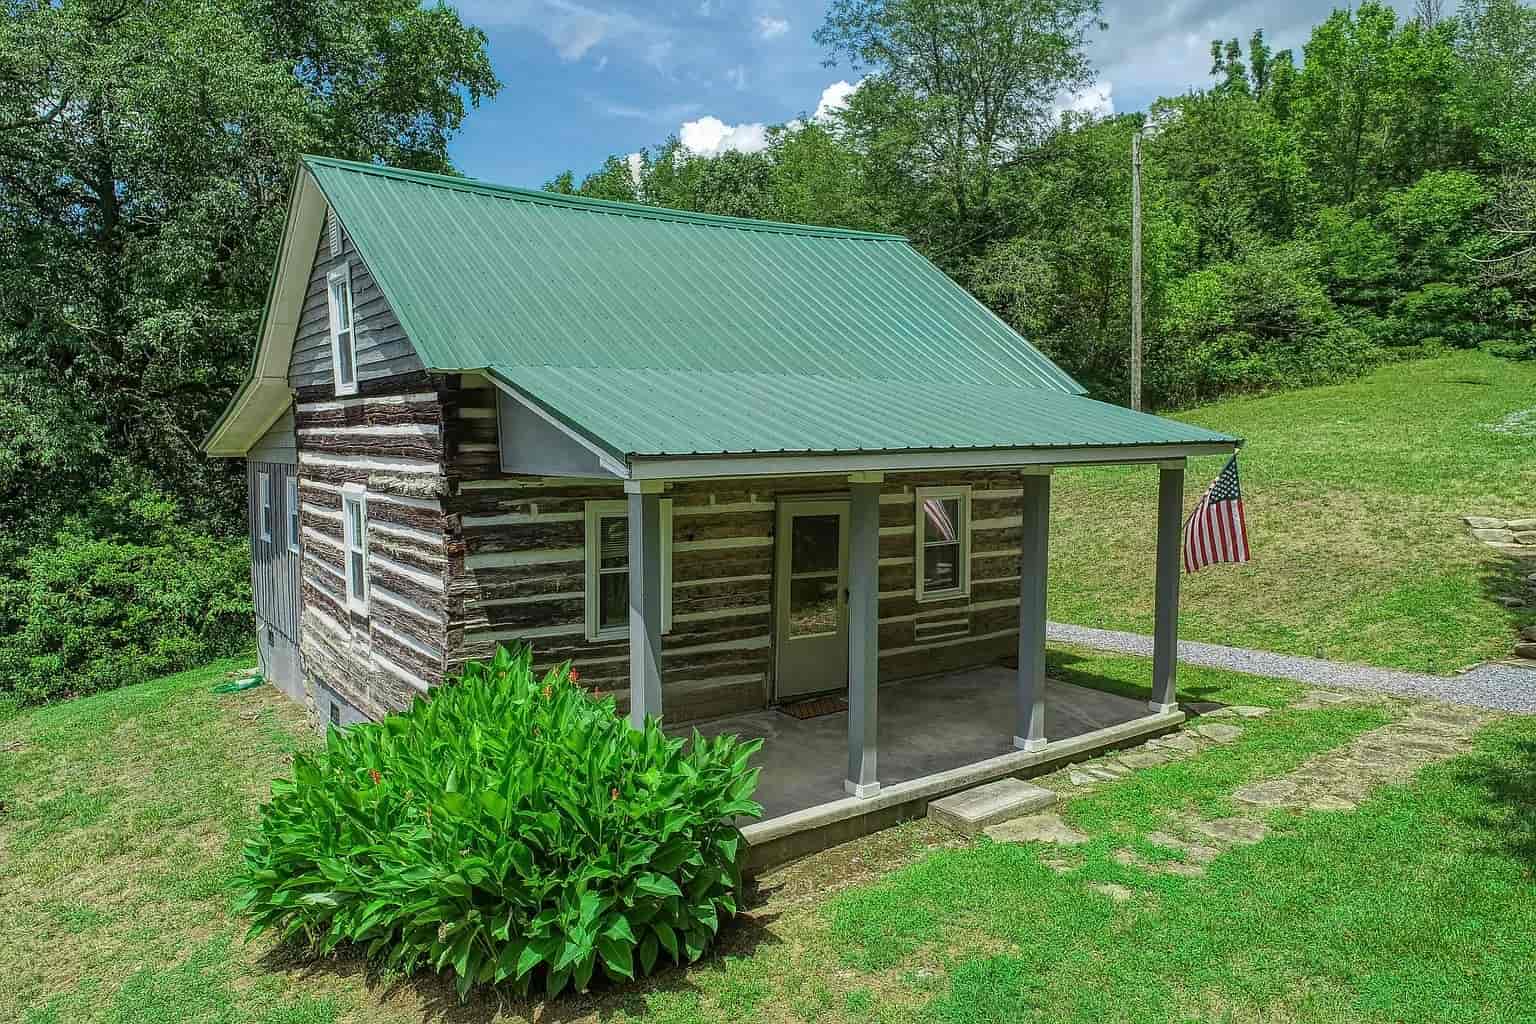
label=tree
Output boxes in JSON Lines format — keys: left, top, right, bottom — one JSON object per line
{"left": 1291, "top": 3, "right": 1466, "bottom": 205}
{"left": 815, "top": 0, "right": 1104, "bottom": 241}
{"left": 0, "top": 0, "right": 497, "bottom": 546}
{"left": 1455, "top": 0, "right": 1536, "bottom": 164}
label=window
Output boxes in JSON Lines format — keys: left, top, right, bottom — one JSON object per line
{"left": 327, "top": 264, "right": 358, "bottom": 396}
{"left": 915, "top": 486, "right": 971, "bottom": 601}
{"left": 257, "top": 472, "right": 273, "bottom": 543}
{"left": 341, "top": 485, "right": 369, "bottom": 612}
{"left": 286, "top": 477, "right": 301, "bottom": 555}
{"left": 584, "top": 500, "right": 672, "bottom": 641}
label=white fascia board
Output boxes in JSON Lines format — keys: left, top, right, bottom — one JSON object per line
{"left": 205, "top": 168, "right": 326, "bottom": 456}
{"left": 626, "top": 441, "right": 1240, "bottom": 481}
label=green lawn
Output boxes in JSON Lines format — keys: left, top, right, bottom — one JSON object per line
{"left": 1049, "top": 349, "right": 1536, "bottom": 673}
{"left": 6, "top": 653, "right": 1536, "bottom": 1023}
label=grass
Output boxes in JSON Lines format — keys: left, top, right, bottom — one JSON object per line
{"left": 5, "top": 649, "right": 1536, "bottom": 1022}
{"left": 1049, "top": 349, "right": 1536, "bottom": 673}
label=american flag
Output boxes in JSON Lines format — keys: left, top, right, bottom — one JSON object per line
{"left": 1183, "top": 455, "right": 1251, "bottom": 573}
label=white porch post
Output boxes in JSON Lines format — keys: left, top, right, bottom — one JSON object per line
{"left": 1150, "top": 460, "right": 1185, "bottom": 713}
{"left": 626, "top": 480, "right": 666, "bottom": 729}
{"left": 1015, "top": 467, "right": 1051, "bottom": 751}
{"left": 846, "top": 472, "right": 882, "bottom": 797}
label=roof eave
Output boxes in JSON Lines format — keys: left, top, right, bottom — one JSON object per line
{"left": 203, "top": 162, "right": 325, "bottom": 455}
{"left": 625, "top": 439, "right": 1242, "bottom": 481}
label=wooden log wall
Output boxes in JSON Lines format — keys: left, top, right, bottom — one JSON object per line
{"left": 292, "top": 377, "right": 455, "bottom": 720}
{"left": 440, "top": 379, "right": 1027, "bottom": 724}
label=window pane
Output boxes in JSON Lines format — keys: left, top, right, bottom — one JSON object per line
{"left": 350, "top": 550, "right": 366, "bottom": 598}
{"left": 598, "top": 515, "right": 628, "bottom": 570}
{"left": 331, "top": 279, "right": 351, "bottom": 331}
{"left": 337, "top": 330, "right": 355, "bottom": 384}
{"left": 347, "top": 498, "right": 363, "bottom": 540}
{"left": 922, "top": 497, "right": 961, "bottom": 544}
{"left": 924, "top": 541, "right": 961, "bottom": 592}
{"left": 788, "top": 577, "right": 840, "bottom": 637}
{"left": 599, "top": 570, "right": 628, "bottom": 630}
{"left": 789, "top": 514, "right": 840, "bottom": 574}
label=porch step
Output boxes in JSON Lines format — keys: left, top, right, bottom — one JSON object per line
{"left": 927, "top": 778, "right": 1058, "bottom": 835}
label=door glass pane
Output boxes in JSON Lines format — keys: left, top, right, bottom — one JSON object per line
{"left": 790, "top": 514, "right": 840, "bottom": 575}
{"left": 598, "top": 515, "right": 628, "bottom": 570}
{"left": 599, "top": 570, "right": 628, "bottom": 631}
{"left": 922, "top": 497, "right": 960, "bottom": 543}
{"left": 788, "top": 577, "right": 840, "bottom": 637}
{"left": 924, "top": 541, "right": 960, "bottom": 592}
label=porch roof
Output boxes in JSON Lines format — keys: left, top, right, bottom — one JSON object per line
{"left": 488, "top": 363, "right": 1240, "bottom": 472}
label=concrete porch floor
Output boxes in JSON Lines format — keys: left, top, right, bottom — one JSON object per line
{"left": 687, "top": 665, "right": 1153, "bottom": 821}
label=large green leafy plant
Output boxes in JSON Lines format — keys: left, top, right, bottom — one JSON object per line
{"left": 234, "top": 646, "right": 763, "bottom": 999}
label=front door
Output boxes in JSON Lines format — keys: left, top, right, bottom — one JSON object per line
{"left": 774, "top": 499, "right": 850, "bottom": 700}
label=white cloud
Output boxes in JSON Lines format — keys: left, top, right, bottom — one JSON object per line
{"left": 679, "top": 115, "right": 771, "bottom": 156}
{"left": 1053, "top": 81, "right": 1115, "bottom": 119}
{"left": 455, "top": 0, "right": 667, "bottom": 64}
{"left": 813, "top": 79, "right": 862, "bottom": 122}
{"left": 756, "top": 15, "right": 789, "bottom": 40}
{"left": 597, "top": 98, "right": 704, "bottom": 122}
{"left": 626, "top": 152, "right": 645, "bottom": 187}
{"left": 726, "top": 64, "right": 747, "bottom": 90}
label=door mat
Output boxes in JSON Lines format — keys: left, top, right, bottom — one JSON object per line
{"left": 779, "top": 696, "right": 848, "bottom": 720}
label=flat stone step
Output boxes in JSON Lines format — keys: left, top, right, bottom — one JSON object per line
{"left": 928, "top": 778, "right": 1058, "bottom": 835}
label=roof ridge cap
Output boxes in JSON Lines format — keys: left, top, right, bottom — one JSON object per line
{"left": 494, "top": 363, "right": 1071, "bottom": 392}
{"left": 301, "top": 155, "right": 909, "bottom": 242}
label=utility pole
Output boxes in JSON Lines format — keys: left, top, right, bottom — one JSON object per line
{"left": 1130, "top": 129, "right": 1143, "bottom": 412}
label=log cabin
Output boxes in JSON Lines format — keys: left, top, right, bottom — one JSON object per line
{"left": 206, "top": 157, "right": 1239, "bottom": 847}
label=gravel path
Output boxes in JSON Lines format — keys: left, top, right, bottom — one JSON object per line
{"left": 1048, "top": 622, "right": 1536, "bottom": 714}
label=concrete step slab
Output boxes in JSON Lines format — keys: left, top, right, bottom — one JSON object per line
{"left": 928, "top": 777, "right": 1058, "bottom": 835}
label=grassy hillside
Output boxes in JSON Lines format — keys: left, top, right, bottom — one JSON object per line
{"left": 6, "top": 654, "right": 1536, "bottom": 1023}
{"left": 1049, "top": 350, "right": 1536, "bottom": 674}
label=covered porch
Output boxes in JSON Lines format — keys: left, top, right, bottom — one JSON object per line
{"left": 633, "top": 457, "right": 1197, "bottom": 867}
{"left": 490, "top": 366, "right": 1240, "bottom": 866}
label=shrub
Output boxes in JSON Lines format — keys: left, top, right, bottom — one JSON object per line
{"left": 0, "top": 492, "right": 252, "bottom": 705}
{"left": 234, "top": 645, "right": 764, "bottom": 1000}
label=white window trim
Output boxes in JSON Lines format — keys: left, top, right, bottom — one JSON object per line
{"left": 326, "top": 262, "right": 358, "bottom": 397}
{"left": 341, "top": 484, "right": 370, "bottom": 614}
{"left": 286, "top": 477, "right": 301, "bottom": 555}
{"left": 914, "top": 485, "right": 972, "bottom": 603}
{"left": 584, "top": 499, "right": 673, "bottom": 642}
{"left": 257, "top": 471, "right": 273, "bottom": 543}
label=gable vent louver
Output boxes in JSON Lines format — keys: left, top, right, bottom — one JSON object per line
{"left": 327, "top": 207, "right": 341, "bottom": 258}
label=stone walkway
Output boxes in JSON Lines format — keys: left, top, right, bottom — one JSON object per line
{"left": 982, "top": 688, "right": 1495, "bottom": 888}
{"left": 1048, "top": 622, "right": 1536, "bottom": 714}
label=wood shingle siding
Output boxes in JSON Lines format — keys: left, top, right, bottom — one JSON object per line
{"left": 288, "top": 213, "right": 423, "bottom": 391}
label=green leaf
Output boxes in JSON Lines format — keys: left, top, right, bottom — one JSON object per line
{"left": 635, "top": 873, "right": 683, "bottom": 898}
{"left": 596, "top": 935, "right": 635, "bottom": 980}
{"left": 653, "top": 922, "right": 679, "bottom": 961}
{"left": 602, "top": 914, "right": 637, "bottom": 944}
{"left": 638, "top": 931, "right": 660, "bottom": 976}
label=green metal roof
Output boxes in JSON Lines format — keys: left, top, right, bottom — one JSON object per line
{"left": 299, "top": 156, "right": 1239, "bottom": 462}
{"left": 305, "top": 156, "right": 1084, "bottom": 394}
{"left": 489, "top": 364, "right": 1237, "bottom": 459}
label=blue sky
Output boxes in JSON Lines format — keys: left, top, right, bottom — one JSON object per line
{"left": 449, "top": 1, "right": 1424, "bottom": 189}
